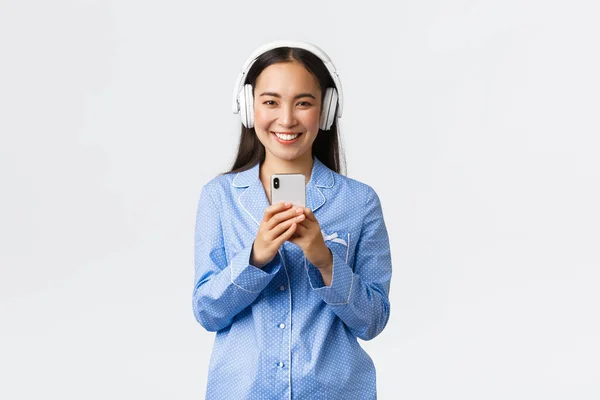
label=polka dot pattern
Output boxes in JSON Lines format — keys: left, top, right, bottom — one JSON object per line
{"left": 192, "top": 157, "right": 392, "bottom": 399}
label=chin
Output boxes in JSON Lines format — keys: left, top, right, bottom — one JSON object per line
{"left": 267, "top": 148, "right": 308, "bottom": 162}
{"left": 272, "top": 152, "right": 300, "bottom": 162}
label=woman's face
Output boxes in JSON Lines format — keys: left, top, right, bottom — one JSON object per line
{"left": 252, "top": 61, "right": 322, "bottom": 163}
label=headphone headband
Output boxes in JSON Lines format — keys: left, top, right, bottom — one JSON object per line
{"left": 231, "top": 40, "right": 344, "bottom": 120}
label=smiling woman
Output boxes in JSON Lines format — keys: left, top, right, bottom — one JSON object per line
{"left": 192, "top": 41, "right": 392, "bottom": 400}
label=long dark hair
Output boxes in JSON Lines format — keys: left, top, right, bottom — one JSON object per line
{"left": 222, "top": 47, "right": 346, "bottom": 176}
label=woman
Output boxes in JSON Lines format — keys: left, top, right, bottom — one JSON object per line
{"left": 192, "top": 40, "right": 392, "bottom": 399}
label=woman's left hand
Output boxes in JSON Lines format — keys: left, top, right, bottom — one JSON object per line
{"left": 288, "top": 207, "right": 333, "bottom": 271}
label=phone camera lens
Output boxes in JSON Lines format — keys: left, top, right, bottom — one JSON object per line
{"left": 274, "top": 178, "right": 279, "bottom": 189}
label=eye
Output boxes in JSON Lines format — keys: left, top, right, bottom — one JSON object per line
{"left": 263, "top": 100, "right": 277, "bottom": 106}
{"left": 297, "top": 101, "right": 312, "bottom": 107}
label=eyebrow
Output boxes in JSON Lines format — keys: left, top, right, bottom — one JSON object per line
{"left": 259, "top": 91, "right": 316, "bottom": 100}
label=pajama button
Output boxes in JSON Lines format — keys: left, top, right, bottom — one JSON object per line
{"left": 279, "top": 323, "right": 285, "bottom": 329}
{"left": 278, "top": 362, "right": 284, "bottom": 368}
{"left": 279, "top": 285, "right": 285, "bottom": 291}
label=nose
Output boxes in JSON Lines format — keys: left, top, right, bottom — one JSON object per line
{"left": 278, "top": 104, "right": 297, "bottom": 128}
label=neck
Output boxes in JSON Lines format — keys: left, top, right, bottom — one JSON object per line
{"left": 260, "top": 152, "right": 314, "bottom": 186}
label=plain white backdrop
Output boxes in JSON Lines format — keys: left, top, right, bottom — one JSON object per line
{"left": 1, "top": 0, "right": 599, "bottom": 398}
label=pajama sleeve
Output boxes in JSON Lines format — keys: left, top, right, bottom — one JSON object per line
{"left": 305, "top": 186, "right": 392, "bottom": 341}
{"left": 192, "top": 184, "right": 282, "bottom": 332}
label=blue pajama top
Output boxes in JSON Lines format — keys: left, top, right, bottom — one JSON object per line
{"left": 192, "top": 156, "right": 392, "bottom": 399}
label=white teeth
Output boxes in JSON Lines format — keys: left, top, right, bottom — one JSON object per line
{"left": 274, "top": 132, "right": 300, "bottom": 141}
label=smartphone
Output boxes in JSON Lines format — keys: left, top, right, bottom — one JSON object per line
{"left": 270, "top": 173, "right": 306, "bottom": 207}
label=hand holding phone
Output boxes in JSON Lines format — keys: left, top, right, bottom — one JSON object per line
{"left": 250, "top": 202, "right": 305, "bottom": 268}
{"left": 250, "top": 174, "right": 307, "bottom": 268}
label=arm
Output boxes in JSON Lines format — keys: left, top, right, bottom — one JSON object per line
{"left": 306, "top": 186, "right": 392, "bottom": 341}
{"left": 192, "top": 184, "right": 282, "bottom": 332}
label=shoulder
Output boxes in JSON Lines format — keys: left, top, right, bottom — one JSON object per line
{"left": 201, "top": 172, "right": 236, "bottom": 194}
{"left": 197, "top": 172, "right": 239, "bottom": 206}
{"left": 331, "top": 171, "right": 381, "bottom": 204}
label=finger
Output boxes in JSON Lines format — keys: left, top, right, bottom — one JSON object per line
{"left": 262, "top": 202, "right": 292, "bottom": 223}
{"left": 266, "top": 206, "right": 304, "bottom": 230}
{"left": 303, "top": 207, "right": 318, "bottom": 222}
{"left": 295, "top": 218, "right": 309, "bottom": 230}
{"left": 293, "top": 222, "right": 308, "bottom": 236}
{"left": 269, "top": 213, "right": 304, "bottom": 239}
{"left": 263, "top": 204, "right": 295, "bottom": 229}
{"left": 275, "top": 221, "right": 298, "bottom": 246}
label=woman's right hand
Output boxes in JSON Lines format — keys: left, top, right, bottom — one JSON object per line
{"left": 250, "top": 202, "right": 305, "bottom": 268}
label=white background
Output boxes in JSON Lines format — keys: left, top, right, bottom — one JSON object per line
{"left": 1, "top": 0, "right": 599, "bottom": 399}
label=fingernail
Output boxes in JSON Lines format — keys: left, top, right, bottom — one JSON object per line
{"left": 296, "top": 208, "right": 303, "bottom": 213}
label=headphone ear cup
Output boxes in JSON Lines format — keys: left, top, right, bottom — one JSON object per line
{"left": 320, "top": 88, "right": 338, "bottom": 131}
{"left": 238, "top": 84, "right": 254, "bottom": 128}
{"left": 244, "top": 84, "right": 254, "bottom": 128}
{"left": 238, "top": 86, "right": 248, "bottom": 128}
{"left": 320, "top": 88, "right": 333, "bottom": 130}
{"left": 326, "top": 89, "right": 338, "bottom": 130}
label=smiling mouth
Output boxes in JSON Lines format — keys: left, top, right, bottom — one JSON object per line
{"left": 272, "top": 132, "right": 303, "bottom": 141}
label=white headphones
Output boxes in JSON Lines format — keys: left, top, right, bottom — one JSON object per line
{"left": 232, "top": 40, "right": 344, "bottom": 131}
